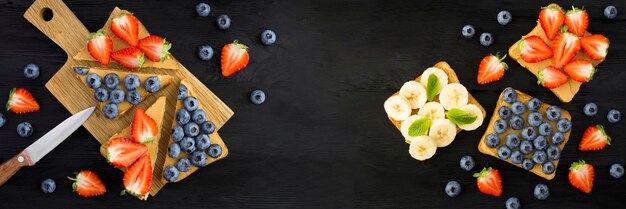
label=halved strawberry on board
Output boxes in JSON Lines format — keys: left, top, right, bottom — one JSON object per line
{"left": 580, "top": 34, "right": 609, "bottom": 60}
{"left": 477, "top": 54, "right": 508, "bottom": 84}
{"left": 87, "top": 29, "right": 112, "bottom": 65}
{"left": 552, "top": 28, "right": 581, "bottom": 69}
{"left": 106, "top": 137, "right": 148, "bottom": 169}
{"left": 68, "top": 170, "right": 106, "bottom": 198}
{"left": 122, "top": 155, "right": 152, "bottom": 200}
{"left": 519, "top": 35, "right": 553, "bottom": 63}
{"left": 131, "top": 108, "right": 158, "bottom": 143}
{"left": 569, "top": 160, "right": 594, "bottom": 193}
{"left": 537, "top": 66, "right": 568, "bottom": 89}
{"left": 539, "top": 5, "right": 565, "bottom": 40}
{"left": 221, "top": 40, "right": 250, "bottom": 77}
{"left": 111, "top": 47, "right": 145, "bottom": 70}
{"left": 6, "top": 88, "right": 40, "bottom": 114}
{"left": 111, "top": 12, "right": 140, "bottom": 47}
{"left": 579, "top": 125, "right": 610, "bottom": 151}
{"left": 564, "top": 60, "right": 595, "bottom": 82}
{"left": 564, "top": 7, "right": 589, "bottom": 37}
{"left": 137, "top": 35, "right": 172, "bottom": 62}
{"left": 473, "top": 167, "right": 503, "bottom": 197}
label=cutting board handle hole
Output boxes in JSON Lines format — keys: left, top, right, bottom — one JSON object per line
{"left": 40, "top": 7, "right": 53, "bottom": 22}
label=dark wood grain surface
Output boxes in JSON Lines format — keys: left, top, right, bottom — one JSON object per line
{"left": 1, "top": 0, "right": 625, "bottom": 208}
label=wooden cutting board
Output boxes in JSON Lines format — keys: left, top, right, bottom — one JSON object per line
{"left": 24, "top": 0, "right": 233, "bottom": 196}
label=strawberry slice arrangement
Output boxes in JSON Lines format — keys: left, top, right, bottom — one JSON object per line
{"left": 6, "top": 88, "right": 40, "bottom": 114}
{"left": 68, "top": 170, "right": 107, "bottom": 198}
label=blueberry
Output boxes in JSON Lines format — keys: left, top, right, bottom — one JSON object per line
{"left": 527, "top": 112, "right": 543, "bottom": 127}
{"left": 73, "top": 66, "right": 89, "bottom": 75}
{"left": 195, "top": 134, "right": 211, "bottom": 150}
{"left": 208, "top": 144, "right": 222, "bottom": 158}
{"left": 551, "top": 132, "right": 564, "bottom": 145}
{"left": 545, "top": 106, "right": 561, "bottom": 121}
{"left": 542, "top": 161, "right": 555, "bottom": 174}
{"left": 520, "top": 140, "right": 534, "bottom": 155}
{"left": 260, "top": 30, "right": 277, "bottom": 45}
{"left": 195, "top": 2, "right": 211, "bottom": 17}
{"left": 510, "top": 150, "right": 523, "bottom": 164}
{"left": 505, "top": 197, "right": 520, "bottom": 209}
{"left": 509, "top": 115, "right": 524, "bottom": 130}
{"left": 184, "top": 122, "right": 200, "bottom": 137}
{"left": 176, "top": 109, "right": 190, "bottom": 125}
{"left": 190, "top": 151, "right": 207, "bottom": 167}
{"left": 177, "top": 84, "right": 188, "bottom": 100}
{"left": 497, "top": 10, "right": 512, "bottom": 25}
{"left": 521, "top": 127, "right": 537, "bottom": 141}
{"left": 40, "top": 178, "right": 56, "bottom": 194}
{"left": 445, "top": 180, "right": 461, "bottom": 197}
{"left": 538, "top": 122, "right": 552, "bottom": 136}
{"left": 505, "top": 133, "right": 521, "bottom": 149}
{"left": 109, "top": 89, "right": 125, "bottom": 104}
{"left": 604, "top": 5, "right": 618, "bottom": 19}
{"left": 462, "top": 25, "right": 475, "bottom": 38}
{"left": 17, "top": 122, "right": 33, "bottom": 138}
{"left": 460, "top": 155, "right": 475, "bottom": 171}
{"left": 534, "top": 135, "right": 548, "bottom": 150}
{"left": 24, "top": 64, "right": 40, "bottom": 79}
{"left": 532, "top": 150, "right": 547, "bottom": 164}
{"left": 546, "top": 144, "right": 561, "bottom": 161}
{"left": 498, "top": 106, "right": 512, "bottom": 120}
{"left": 163, "top": 165, "right": 179, "bottom": 183}
{"left": 172, "top": 125, "right": 184, "bottom": 142}
{"left": 198, "top": 45, "right": 214, "bottom": 61}
{"left": 250, "top": 90, "right": 266, "bottom": 105}
{"left": 479, "top": 32, "right": 493, "bottom": 46}
{"left": 502, "top": 88, "right": 517, "bottom": 104}
{"left": 103, "top": 103, "right": 118, "bottom": 119}
{"left": 534, "top": 183, "right": 550, "bottom": 200}
{"left": 192, "top": 109, "right": 206, "bottom": 124}
{"left": 123, "top": 74, "right": 140, "bottom": 90}
{"left": 494, "top": 119, "right": 508, "bottom": 134}
{"left": 610, "top": 163, "right": 624, "bottom": 179}
{"left": 522, "top": 158, "right": 535, "bottom": 170}
{"left": 94, "top": 88, "right": 109, "bottom": 102}
{"left": 104, "top": 73, "right": 120, "bottom": 89}
{"left": 168, "top": 143, "right": 181, "bottom": 158}
{"left": 216, "top": 14, "right": 231, "bottom": 30}
{"left": 184, "top": 96, "right": 199, "bottom": 112}
{"left": 144, "top": 76, "right": 161, "bottom": 93}
{"left": 498, "top": 146, "right": 511, "bottom": 160}
{"left": 583, "top": 102, "right": 598, "bottom": 116}
{"left": 86, "top": 73, "right": 102, "bottom": 89}
{"left": 179, "top": 137, "right": 196, "bottom": 154}
{"left": 202, "top": 121, "right": 216, "bottom": 134}
{"left": 486, "top": 133, "right": 500, "bottom": 148}
{"left": 0, "top": 112, "right": 6, "bottom": 128}
{"left": 607, "top": 109, "right": 621, "bottom": 123}
{"left": 528, "top": 97, "right": 542, "bottom": 112}
{"left": 556, "top": 118, "right": 571, "bottom": 132}
{"left": 126, "top": 90, "right": 142, "bottom": 105}
{"left": 176, "top": 157, "right": 192, "bottom": 172}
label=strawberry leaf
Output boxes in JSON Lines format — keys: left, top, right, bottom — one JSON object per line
{"left": 446, "top": 108, "right": 477, "bottom": 125}
{"left": 408, "top": 118, "right": 431, "bottom": 137}
{"left": 426, "top": 74, "right": 441, "bottom": 101}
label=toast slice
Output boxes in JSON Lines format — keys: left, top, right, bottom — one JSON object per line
{"left": 74, "top": 67, "right": 172, "bottom": 119}
{"left": 73, "top": 8, "right": 180, "bottom": 70}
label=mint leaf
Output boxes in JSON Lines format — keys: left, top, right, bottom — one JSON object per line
{"left": 426, "top": 74, "right": 441, "bottom": 101}
{"left": 446, "top": 108, "right": 477, "bottom": 125}
{"left": 408, "top": 118, "right": 431, "bottom": 137}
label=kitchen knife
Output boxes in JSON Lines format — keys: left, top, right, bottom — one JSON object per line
{"left": 0, "top": 106, "right": 96, "bottom": 186}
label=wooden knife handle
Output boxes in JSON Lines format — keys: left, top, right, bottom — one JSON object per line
{"left": 0, "top": 151, "right": 32, "bottom": 186}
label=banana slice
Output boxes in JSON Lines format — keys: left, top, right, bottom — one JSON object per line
{"left": 428, "top": 119, "right": 457, "bottom": 147}
{"left": 409, "top": 136, "right": 438, "bottom": 161}
{"left": 439, "top": 83, "right": 469, "bottom": 110}
{"left": 384, "top": 95, "right": 412, "bottom": 121}
{"left": 417, "top": 102, "right": 445, "bottom": 121}
{"left": 420, "top": 67, "right": 449, "bottom": 91}
{"left": 399, "top": 81, "right": 427, "bottom": 109}
{"left": 401, "top": 115, "right": 429, "bottom": 140}
{"left": 458, "top": 104, "right": 484, "bottom": 131}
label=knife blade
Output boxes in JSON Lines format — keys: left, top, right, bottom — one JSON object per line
{"left": 0, "top": 106, "right": 95, "bottom": 186}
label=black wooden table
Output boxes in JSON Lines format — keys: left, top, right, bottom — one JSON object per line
{"left": 1, "top": 0, "right": 625, "bottom": 208}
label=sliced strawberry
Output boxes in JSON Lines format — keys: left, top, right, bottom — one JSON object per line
{"left": 106, "top": 137, "right": 148, "bottom": 169}
{"left": 131, "top": 108, "right": 158, "bottom": 143}
{"left": 6, "top": 88, "right": 40, "bottom": 114}
{"left": 122, "top": 155, "right": 152, "bottom": 200}
{"left": 539, "top": 5, "right": 565, "bottom": 40}
{"left": 569, "top": 160, "right": 594, "bottom": 193}
{"left": 537, "top": 66, "right": 568, "bottom": 89}
{"left": 564, "top": 60, "right": 595, "bottom": 82}
{"left": 68, "top": 170, "right": 106, "bottom": 198}
{"left": 87, "top": 29, "right": 112, "bottom": 65}
{"left": 552, "top": 29, "right": 581, "bottom": 69}
{"left": 221, "top": 40, "right": 250, "bottom": 77}
{"left": 111, "top": 47, "right": 145, "bottom": 70}
{"left": 579, "top": 125, "right": 610, "bottom": 151}
{"left": 477, "top": 54, "right": 508, "bottom": 84}
{"left": 111, "top": 12, "right": 139, "bottom": 47}
{"left": 473, "top": 167, "right": 502, "bottom": 197}
{"left": 519, "top": 35, "right": 553, "bottom": 63}
{"left": 580, "top": 34, "right": 609, "bottom": 60}
{"left": 565, "top": 7, "right": 589, "bottom": 37}
{"left": 137, "top": 35, "right": 171, "bottom": 62}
